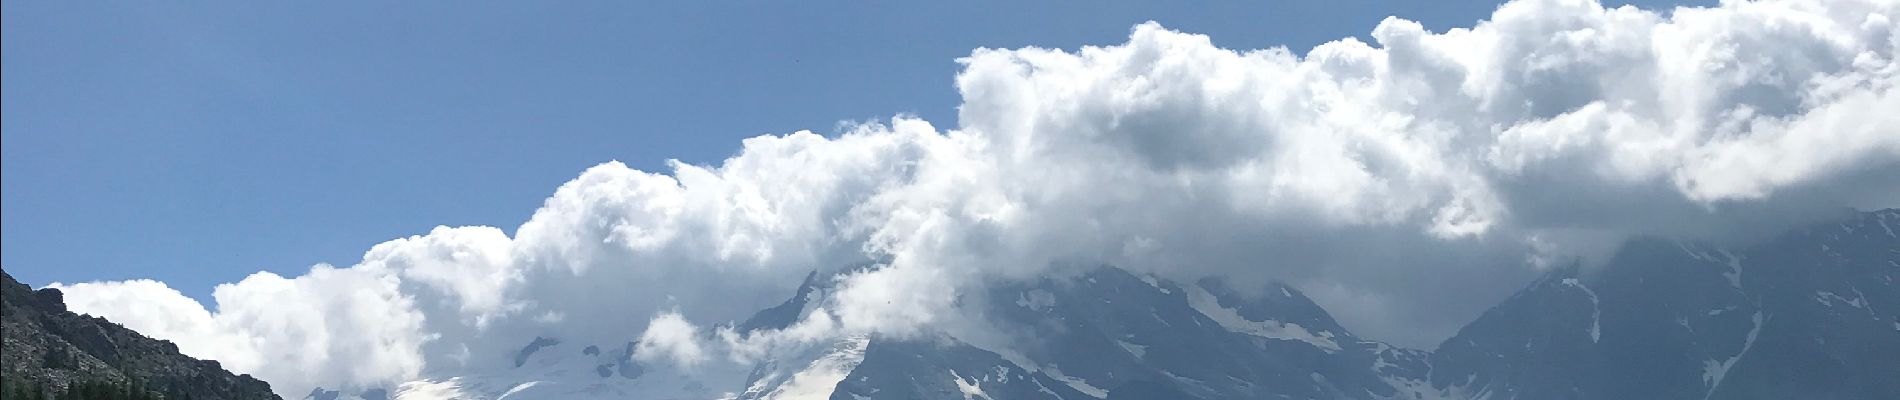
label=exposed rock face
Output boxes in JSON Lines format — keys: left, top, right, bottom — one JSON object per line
{"left": 1, "top": 270, "right": 281, "bottom": 400}
{"left": 1430, "top": 209, "right": 1900, "bottom": 399}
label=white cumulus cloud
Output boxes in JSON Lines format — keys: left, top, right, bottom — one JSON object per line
{"left": 50, "top": 0, "right": 1900, "bottom": 397}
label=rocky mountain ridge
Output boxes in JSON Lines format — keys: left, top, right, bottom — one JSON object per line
{"left": 682, "top": 209, "right": 1900, "bottom": 399}
{"left": 1, "top": 269, "right": 281, "bottom": 400}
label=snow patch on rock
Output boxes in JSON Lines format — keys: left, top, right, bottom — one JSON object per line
{"left": 1561, "top": 278, "right": 1601, "bottom": 343}
{"left": 1186, "top": 285, "right": 1342, "bottom": 352}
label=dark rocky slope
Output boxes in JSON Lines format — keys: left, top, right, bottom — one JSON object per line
{"left": 1430, "top": 209, "right": 1900, "bottom": 399}
{"left": 1, "top": 269, "right": 280, "bottom": 400}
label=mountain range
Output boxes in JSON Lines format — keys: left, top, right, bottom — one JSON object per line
{"left": 14, "top": 210, "right": 1899, "bottom": 400}
{"left": 322, "top": 209, "right": 1896, "bottom": 400}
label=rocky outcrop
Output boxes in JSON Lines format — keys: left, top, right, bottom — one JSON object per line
{"left": 1, "top": 269, "right": 280, "bottom": 399}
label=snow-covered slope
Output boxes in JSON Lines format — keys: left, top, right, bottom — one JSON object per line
{"left": 970, "top": 267, "right": 1434, "bottom": 400}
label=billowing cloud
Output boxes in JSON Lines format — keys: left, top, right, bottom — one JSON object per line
{"left": 634, "top": 312, "right": 709, "bottom": 368}
{"left": 58, "top": 265, "right": 431, "bottom": 394}
{"left": 50, "top": 0, "right": 1900, "bottom": 397}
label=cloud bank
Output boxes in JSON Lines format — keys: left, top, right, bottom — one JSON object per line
{"left": 52, "top": 0, "right": 1900, "bottom": 396}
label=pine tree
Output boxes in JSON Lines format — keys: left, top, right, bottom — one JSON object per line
{"left": 2, "top": 377, "right": 24, "bottom": 400}
{"left": 2, "top": 376, "right": 20, "bottom": 400}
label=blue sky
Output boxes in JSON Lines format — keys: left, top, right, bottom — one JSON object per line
{"left": 1, "top": 0, "right": 1706, "bottom": 302}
